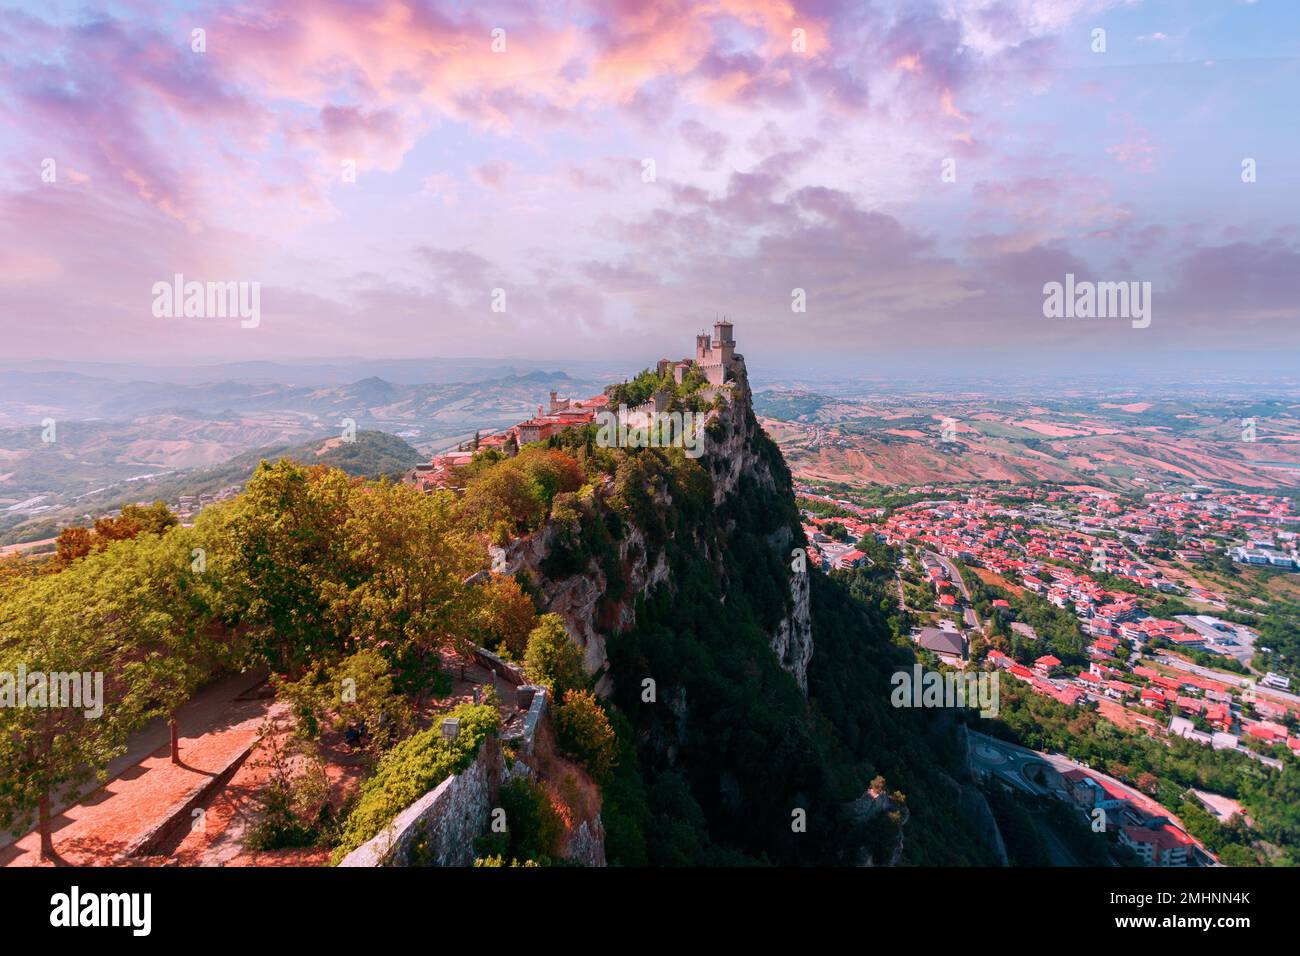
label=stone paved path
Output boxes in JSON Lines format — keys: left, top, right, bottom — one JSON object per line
{"left": 1, "top": 671, "right": 275, "bottom": 867}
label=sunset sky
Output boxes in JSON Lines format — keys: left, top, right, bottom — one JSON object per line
{"left": 2, "top": 0, "right": 1297, "bottom": 375}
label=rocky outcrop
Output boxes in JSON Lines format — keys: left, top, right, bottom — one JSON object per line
{"left": 564, "top": 817, "right": 607, "bottom": 867}
{"left": 945, "top": 773, "right": 1009, "bottom": 866}
{"left": 493, "top": 358, "right": 814, "bottom": 695}
{"left": 492, "top": 513, "right": 670, "bottom": 682}
{"left": 770, "top": 566, "right": 813, "bottom": 692}
{"left": 843, "top": 787, "right": 909, "bottom": 867}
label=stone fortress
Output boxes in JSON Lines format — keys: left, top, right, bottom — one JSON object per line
{"left": 407, "top": 322, "right": 746, "bottom": 490}
{"left": 658, "top": 318, "right": 744, "bottom": 388}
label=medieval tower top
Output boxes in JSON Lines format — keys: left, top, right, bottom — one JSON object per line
{"left": 692, "top": 319, "right": 739, "bottom": 386}
{"left": 713, "top": 318, "right": 734, "bottom": 346}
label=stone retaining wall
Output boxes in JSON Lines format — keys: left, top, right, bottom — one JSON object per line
{"left": 337, "top": 685, "right": 548, "bottom": 867}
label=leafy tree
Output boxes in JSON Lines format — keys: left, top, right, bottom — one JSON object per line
{"left": 473, "top": 576, "right": 539, "bottom": 659}
{"left": 484, "top": 778, "right": 564, "bottom": 864}
{"left": 524, "top": 614, "right": 587, "bottom": 696}
{"left": 554, "top": 689, "right": 617, "bottom": 783}
{"left": 0, "top": 540, "right": 183, "bottom": 859}
{"left": 212, "top": 460, "right": 355, "bottom": 675}
{"left": 120, "top": 501, "right": 179, "bottom": 536}
{"left": 116, "top": 527, "right": 227, "bottom": 763}
{"left": 459, "top": 461, "right": 544, "bottom": 538}
{"left": 280, "top": 647, "right": 412, "bottom": 759}
{"left": 326, "top": 479, "right": 482, "bottom": 697}
{"left": 54, "top": 525, "right": 95, "bottom": 564}
{"left": 458, "top": 447, "right": 585, "bottom": 538}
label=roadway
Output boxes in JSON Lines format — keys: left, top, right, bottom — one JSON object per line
{"left": 926, "top": 549, "right": 983, "bottom": 632}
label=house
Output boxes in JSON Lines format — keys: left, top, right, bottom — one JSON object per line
{"left": 1034, "top": 655, "right": 1061, "bottom": 676}
{"left": 986, "top": 649, "right": 1013, "bottom": 669}
{"left": 832, "top": 549, "right": 867, "bottom": 570}
{"left": 1119, "top": 824, "right": 1194, "bottom": 867}
{"left": 1262, "top": 672, "right": 1291, "bottom": 691}
{"left": 1062, "top": 769, "right": 1126, "bottom": 812}
{"left": 1140, "top": 688, "right": 1167, "bottom": 711}
{"left": 913, "top": 627, "right": 967, "bottom": 666}
{"left": 1246, "top": 723, "right": 1282, "bottom": 745}
{"left": 1105, "top": 679, "right": 1133, "bottom": 700}
{"left": 1169, "top": 716, "right": 1212, "bottom": 745}
{"left": 515, "top": 416, "right": 564, "bottom": 445}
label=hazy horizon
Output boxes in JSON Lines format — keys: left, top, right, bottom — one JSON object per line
{"left": 4, "top": 348, "right": 1298, "bottom": 391}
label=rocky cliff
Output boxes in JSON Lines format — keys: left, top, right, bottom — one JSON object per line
{"left": 491, "top": 358, "right": 813, "bottom": 694}
{"left": 485, "top": 356, "right": 1000, "bottom": 866}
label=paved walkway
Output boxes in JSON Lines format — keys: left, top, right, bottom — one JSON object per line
{"left": 1, "top": 670, "right": 275, "bottom": 866}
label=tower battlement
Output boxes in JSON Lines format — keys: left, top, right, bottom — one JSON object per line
{"left": 694, "top": 319, "right": 740, "bottom": 386}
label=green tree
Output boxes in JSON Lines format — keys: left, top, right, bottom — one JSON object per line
{"left": 0, "top": 541, "right": 178, "bottom": 859}
{"left": 120, "top": 501, "right": 179, "bottom": 536}
{"left": 214, "top": 460, "right": 355, "bottom": 675}
{"left": 327, "top": 479, "right": 483, "bottom": 697}
{"left": 524, "top": 614, "right": 587, "bottom": 696}
{"left": 554, "top": 688, "right": 618, "bottom": 782}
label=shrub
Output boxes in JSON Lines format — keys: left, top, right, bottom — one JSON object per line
{"left": 496, "top": 778, "right": 564, "bottom": 863}
{"left": 245, "top": 719, "right": 332, "bottom": 851}
{"left": 554, "top": 689, "right": 617, "bottom": 783}
{"left": 473, "top": 855, "right": 540, "bottom": 867}
{"left": 524, "top": 614, "right": 587, "bottom": 696}
{"left": 280, "top": 647, "right": 411, "bottom": 757}
{"left": 331, "top": 702, "right": 499, "bottom": 862}
{"left": 458, "top": 447, "right": 585, "bottom": 536}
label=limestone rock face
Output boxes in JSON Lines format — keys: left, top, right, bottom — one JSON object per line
{"left": 770, "top": 560, "right": 813, "bottom": 692}
{"left": 843, "top": 787, "right": 910, "bottom": 867}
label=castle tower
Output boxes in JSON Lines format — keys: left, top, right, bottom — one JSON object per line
{"left": 712, "top": 318, "right": 735, "bottom": 368}
{"left": 712, "top": 318, "right": 734, "bottom": 347}
{"left": 696, "top": 332, "right": 713, "bottom": 363}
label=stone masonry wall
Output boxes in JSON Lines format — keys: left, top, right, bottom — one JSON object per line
{"left": 337, "top": 685, "right": 550, "bottom": 868}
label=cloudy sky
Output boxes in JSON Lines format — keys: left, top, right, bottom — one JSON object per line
{"left": 1, "top": 0, "right": 1297, "bottom": 376}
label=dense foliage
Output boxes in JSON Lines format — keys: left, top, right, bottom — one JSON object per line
{"left": 554, "top": 689, "right": 618, "bottom": 783}
{"left": 331, "top": 701, "right": 499, "bottom": 862}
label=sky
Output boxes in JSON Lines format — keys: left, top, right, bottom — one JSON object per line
{"left": 1, "top": 0, "right": 1298, "bottom": 377}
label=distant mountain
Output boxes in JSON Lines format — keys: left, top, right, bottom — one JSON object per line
{"left": 0, "top": 363, "right": 617, "bottom": 544}
{"left": 0, "top": 370, "right": 607, "bottom": 435}
{"left": 0, "top": 430, "right": 425, "bottom": 545}
{"left": 0, "top": 357, "right": 616, "bottom": 389}
{"left": 204, "top": 429, "right": 426, "bottom": 486}
{"left": 752, "top": 388, "right": 838, "bottom": 422}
